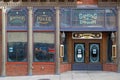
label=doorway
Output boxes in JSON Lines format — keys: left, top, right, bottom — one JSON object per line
{"left": 72, "top": 39, "right": 102, "bottom": 70}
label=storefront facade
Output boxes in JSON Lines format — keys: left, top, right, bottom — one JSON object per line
{"left": 0, "top": 0, "right": 120, "bottom": 76}
{"left": 60, "top": 8, "right": 117, "bottom": 71}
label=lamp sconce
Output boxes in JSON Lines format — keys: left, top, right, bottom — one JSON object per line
{"left": 61, "top": 31, "right": 65, "bottom": 44}
{"left": 111, "top": 32, "right": 115, "bottom": 43}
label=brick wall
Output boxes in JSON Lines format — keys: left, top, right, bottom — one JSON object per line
{"left": 103, "top": 63, "right": 117, "bottom": 72}
{"left": 6, "top": 62, "right": 28, "bottom": 76}
{"left": 0, "top": 9, "right": 2, "bottom": 76}
{"left": 32, "top": 62, "right": 55, "bottom": 75}
{"left": 60, "top": 63, "right": 71, "bottom": 73}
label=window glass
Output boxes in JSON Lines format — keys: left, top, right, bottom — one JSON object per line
{"left": 33, "top": 9, "right": 54, "bottom": 29}
{"left": 71, "top": 9, "right": 104, "bottom": 27}
{"left": 107, "top": 33, "right": 112, "bottom": 62}
{"left": 34, "top": 32, "right": 55, "bottom": 62}
{"left": 105, "top": 9, "right": 116, "bottom": 28}
{"left": 63, "top": 38, "right": 68, "bottom": 62}
{"left": 61, "top": 9, "right": 105, "bottom": 28}
{"left": 7, "top": 8, "right": 28, "bottom": 30}
{"left": 7, "top": 32, "right": 27, "bottom": 62}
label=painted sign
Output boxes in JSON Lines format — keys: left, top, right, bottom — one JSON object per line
{"left": 72, "top": 32, "right": 102, "bottom": 39}
{"left": 60, "top": 9, "right": 107, "bottom": 28}
{"left": 79, "top": 13, "right": 97, "bottom": 25}
{"left": 72, "top": 9, "right": 102, "bottom": 26}
{"left": 34, "top": 9, "right": 54, "bottom": 27}
{"left": 7, "top": 8, "right": 28, "bottom": 28}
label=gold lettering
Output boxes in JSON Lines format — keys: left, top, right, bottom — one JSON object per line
{"left": 37, "top": 15, "right": 52, "bottom": 24}
{"left": 9, "top": 16, "right": 25, "bottom": 22}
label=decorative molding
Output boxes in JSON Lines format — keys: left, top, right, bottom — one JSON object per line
{"left": 98, "top": 2, "right": 117, "bottom": 7}
{"left": 72, "top": 32, "right": 102, "bottom": 39}
{"left": 0, "top": 2, "right": 76, "bottom": 7}
{"left": 98, "top": 0, "right": 120, "bottom": 7}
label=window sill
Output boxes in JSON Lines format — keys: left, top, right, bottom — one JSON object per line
{"left": 6, "top": 62, "right": 28, "bottom": 65}
{"left": 33, "top": 62, "right": 55, "bottom": 65}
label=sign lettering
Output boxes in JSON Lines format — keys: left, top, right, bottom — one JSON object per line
{"left": 79, "top": 13, "right": 97, "bottom": 25}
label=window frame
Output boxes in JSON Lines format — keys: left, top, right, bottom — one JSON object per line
{"left": 33, "top": 31, "right": 55, "bottom": 62}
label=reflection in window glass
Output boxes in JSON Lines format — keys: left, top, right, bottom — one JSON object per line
{"left": 105, "top": 9, "right": 116, "bottom": 28}
{"left": 61, "top": 9, "right": 105, "bottom": 28}
{"left": 71, "top": 9, "right": 104, "bottom": 27}
{"left": 7, "top": 32, "right": 27, "bottom": 62}
{"left": 34, "top": 32, "right": 55, "bottom": 62}
{"left": 63, "top": 38, "right": 68, "bottom": 62}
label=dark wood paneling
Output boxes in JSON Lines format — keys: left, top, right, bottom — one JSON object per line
{"left": 66, "top": 32, "right": 73, "bottom": 63}
{"left": 102, "top": 32, "right": 108, "bottom": 63}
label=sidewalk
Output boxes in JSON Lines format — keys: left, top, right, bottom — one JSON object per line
{"left": 0, "top": 71, "right": 120, "bottom": 80}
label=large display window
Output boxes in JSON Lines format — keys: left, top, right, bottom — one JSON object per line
{"left": 7, "top": 32, "right": 27, "bottom": 62}
{"left": 33, "top": 32, "right": 55, "bottom": 62}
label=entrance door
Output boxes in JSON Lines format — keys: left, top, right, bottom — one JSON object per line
{"left": 72, "top": 40, "right": 102, "bottom": 70}
{"left": 74, "top": 43, "right": 100, "bottom": 63}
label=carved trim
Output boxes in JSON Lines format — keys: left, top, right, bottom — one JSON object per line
{"left": 98, "top": 2, "right": 117, "bottom": 7}
{"left": 0, "top": 2, "right": 76, "bottom": 7}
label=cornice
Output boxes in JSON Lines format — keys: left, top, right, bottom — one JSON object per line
{"left": 0, "top": 2, "right": 77, "bottom": 7}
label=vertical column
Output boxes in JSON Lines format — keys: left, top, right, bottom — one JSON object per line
{"left": 55, "top": 7, "right": 60, "bottom": 75}
{"left": 1, "top": 7, "right": 6, "bottom": 77}
{"left": 117, "top": 7, "right": 120, "bottom": 73}
{"left": 28, "top": 7, "right": 33, "bottom": 75}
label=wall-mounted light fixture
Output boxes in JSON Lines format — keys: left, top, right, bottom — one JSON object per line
{"left": 111, "top": 32, "right": 115, "bottom": 43}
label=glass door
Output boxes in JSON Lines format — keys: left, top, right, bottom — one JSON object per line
{"left": 73, "top": 39, "right": 102, "bottom": 70}
{"left": 89, "top": 43, "right": 100, "bottom": 63}
{"left": 74, "top": 43, "right": 85, "bottom": 62}
{"left": 74, "top": 43, "right": 100, "bottom": 63}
